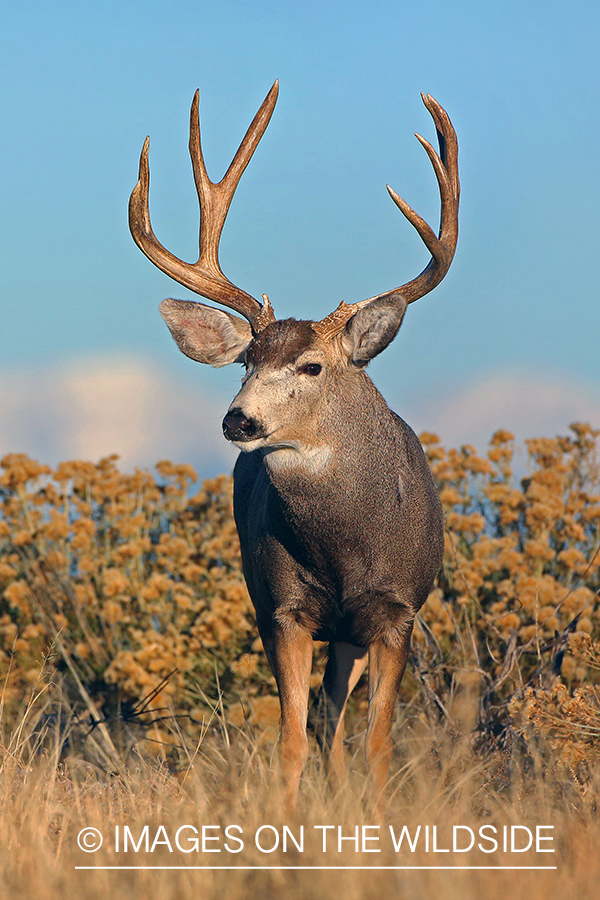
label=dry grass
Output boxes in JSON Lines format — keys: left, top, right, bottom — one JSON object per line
{"left": 1, "top": 671, "right": 599, "bottom": 900}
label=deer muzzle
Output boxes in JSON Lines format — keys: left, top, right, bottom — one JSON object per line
{"left": 222, "top": 408, "right": 263, "bottom": 443}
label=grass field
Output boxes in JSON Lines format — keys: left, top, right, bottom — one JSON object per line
{"left": 1, "top": 683, "right": 599, "bottom": 900}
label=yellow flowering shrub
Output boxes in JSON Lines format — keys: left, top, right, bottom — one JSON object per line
{"left": 423, "top": 424, "right": 599, "bottom": 646}
{"left": 413, "top": 422, "right": 600, "bottom": 750}
{"left": 0, "top": 454, "right": 255, "bottom": 735}
{"left": 508, "top": 633, "right": 600, "bottom": 776}
{"left": 0, "top": 421, "right": 599, "bottom": 759}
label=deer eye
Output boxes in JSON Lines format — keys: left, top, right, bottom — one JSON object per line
{"left": 300, "top": 363, "right": 322, "bottom": 376}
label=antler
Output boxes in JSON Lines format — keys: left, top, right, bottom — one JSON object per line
{"left": 313, "top": 93, "right": 459, "bottom": 339}
{"left": 129, "top": 82, "right": 279, "bottom": 332}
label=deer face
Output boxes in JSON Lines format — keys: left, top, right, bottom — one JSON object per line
{"left": 159, "top": 297, "right": 408, "bottom": 456}
{"left": 222, "top": 320, "right": 334, "bottom": 452}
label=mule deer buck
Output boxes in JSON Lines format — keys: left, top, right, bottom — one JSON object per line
{"left": 129, "top": 82, "right": 459, "bottom": 805}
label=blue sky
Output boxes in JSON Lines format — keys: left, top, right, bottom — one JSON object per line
{"left": 1, "top": 0, "right": 599, "bottom": 475}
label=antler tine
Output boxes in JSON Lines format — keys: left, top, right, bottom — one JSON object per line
{"left": 129, "top": 83, "right": 279, "bottom": 332}
{"left": 313, "top": 94, "right": 459, "bottom": 340}
{"left": 363, "top": 92, "right": 459, "bottom": 307}
{"left": 423, "top": 93, "right": 459, "bottom": 198}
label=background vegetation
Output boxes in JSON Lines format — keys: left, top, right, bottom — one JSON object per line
{"left": 1, "top": 424, "right": 599, "bottom": 897}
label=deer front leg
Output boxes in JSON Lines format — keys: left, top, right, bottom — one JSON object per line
{"left": 366, "top": 622, "right": 413, "bottom": 805}
{"left": 310, "top": 641, "right": 368, "bottom": 785}
{"left": 263, "top": 622, "right": 314, "bottom": 808}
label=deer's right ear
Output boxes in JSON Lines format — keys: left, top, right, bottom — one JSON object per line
{"left": 159, "top": 298, "right": 253, "bottom": 367}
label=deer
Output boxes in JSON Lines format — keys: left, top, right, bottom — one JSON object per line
{"left": 129, "top": 81, "right": 459, "bottom": 807}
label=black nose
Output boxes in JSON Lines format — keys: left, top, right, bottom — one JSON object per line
{"left": 222, "top": 408, "right": 259, "bottom": 442}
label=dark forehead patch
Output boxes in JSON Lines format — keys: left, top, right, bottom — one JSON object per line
{"left": 247, "top": 319, "right": 319, "bottom": 369}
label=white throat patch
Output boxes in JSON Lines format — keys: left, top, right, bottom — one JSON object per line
{"left": 262, "top": 441, "right": 332, "bottom": 473}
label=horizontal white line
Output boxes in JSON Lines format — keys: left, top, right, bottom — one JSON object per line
{"left": 75, "top": 865, "right": 557, "bottom": 871}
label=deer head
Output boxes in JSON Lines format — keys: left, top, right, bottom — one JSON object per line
{"left": 129, "top": 84, "right": 459, "bottom": 451}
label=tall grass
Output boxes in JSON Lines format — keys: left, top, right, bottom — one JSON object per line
{"left": 1, "top": 676, "right": 599, "bottom": 899}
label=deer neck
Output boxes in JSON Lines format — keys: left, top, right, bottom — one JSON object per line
{"left": 261, "top": 371, "right": 396, "bottom": 489}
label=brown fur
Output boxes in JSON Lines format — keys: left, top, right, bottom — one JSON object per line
{"left": 228, "top": 320, "right": 444, "bottom": 806}
{"left": 245, "top": 319, "right": 320, "bottom": 369}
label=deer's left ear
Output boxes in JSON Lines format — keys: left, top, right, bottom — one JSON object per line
{"left": 341, "top": 293, "right": 408, "bottom": 366}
